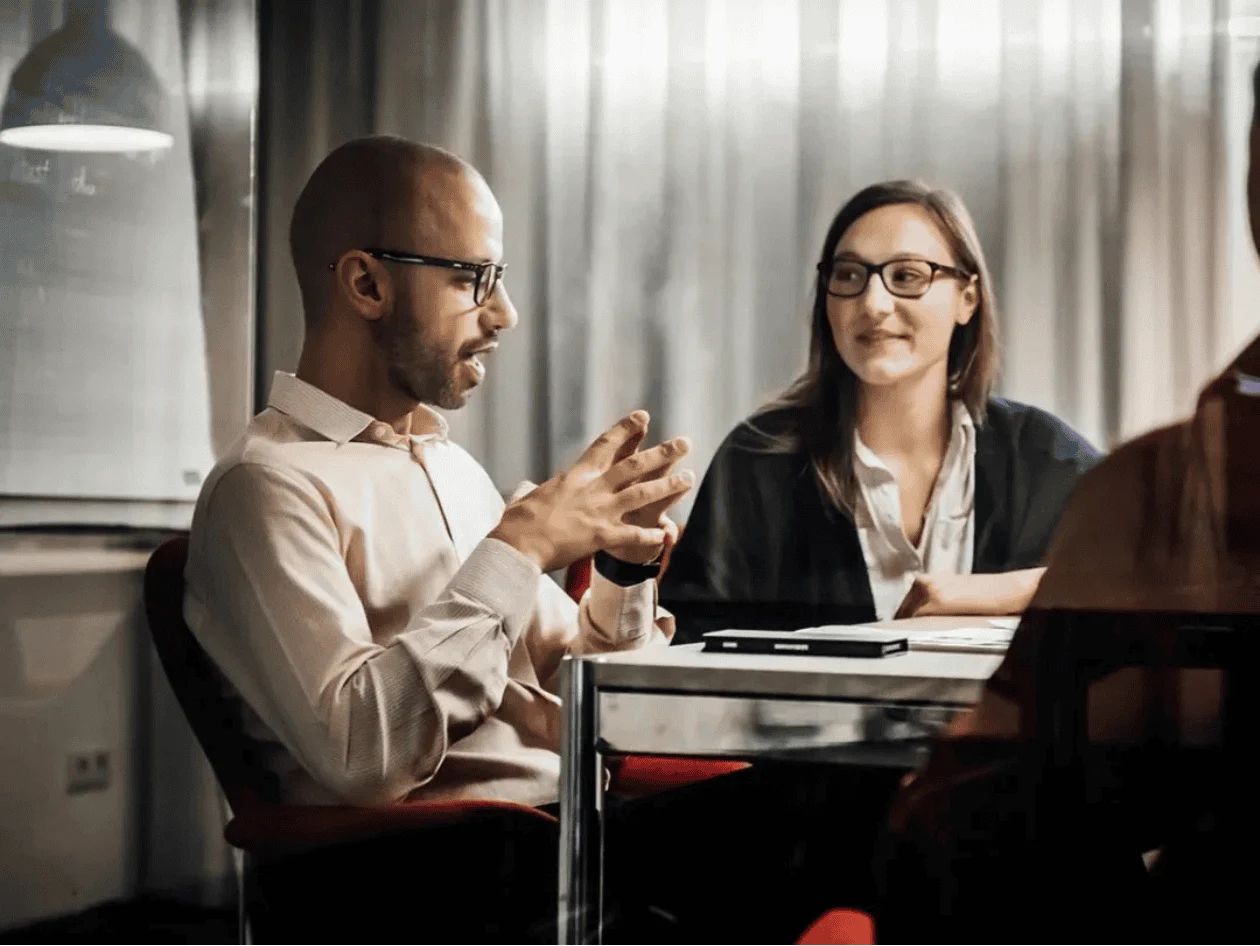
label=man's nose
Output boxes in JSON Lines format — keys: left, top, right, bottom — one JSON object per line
{"left": 483, "top": 282, "right": 518, "bottom": 333}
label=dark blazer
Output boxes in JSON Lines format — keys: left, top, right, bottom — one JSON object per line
{"left": 661, "top": 398, "right": 1101, "bottom": 644}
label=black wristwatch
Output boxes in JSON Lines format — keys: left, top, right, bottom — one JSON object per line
{"left": 593, "top": 550, "right": 662, "bottom": 587}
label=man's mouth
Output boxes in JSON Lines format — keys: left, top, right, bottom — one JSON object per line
{"left": 462, "top": 339, "right": 499, "bottom": 359}
{"left": 460, "top": 340, "right": 498, "bottom": 382}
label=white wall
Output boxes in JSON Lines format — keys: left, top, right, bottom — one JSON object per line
{"left": 0, "top": 534, "right": 232, "bottom": 931}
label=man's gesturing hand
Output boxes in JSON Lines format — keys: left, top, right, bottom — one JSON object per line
{"left": 488, "top": 411, "right": 694, "bottom": 573}
{"left": 597, "top": 416, "right": 690, "bottom": 564}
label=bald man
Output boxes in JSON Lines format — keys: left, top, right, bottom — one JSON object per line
{"left": 182, "top": 137, "right": 882, "bottom": 942}
{"left": 186, "top": 136, "right": 691, "bottom": 811}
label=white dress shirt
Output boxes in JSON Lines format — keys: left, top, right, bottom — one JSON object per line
{"left": 184, "top": 372, "right": 672, "bottom": 807}
{"left": 852, "top": 401, "right": 977, "bottom": 619}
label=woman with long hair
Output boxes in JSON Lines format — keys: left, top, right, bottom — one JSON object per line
{"left": 662, "top": 180, "right": 1099, "bottom": 642}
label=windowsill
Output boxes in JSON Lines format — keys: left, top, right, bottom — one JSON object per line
{"left": 0, "top": 497, "right": 195, "bottom": 531}
{"left": 0, "top": 545, "right": 156, "bottom": 579}
{"left": 0, "top": 499, "right": 190, "bottom": 577}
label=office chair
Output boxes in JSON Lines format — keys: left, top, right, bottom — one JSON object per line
{"left": 1026, "top": 607, "right": 1257, "bottom": 943}
{"left": 796, "top": 908, "right": 876, "bottom": 944}
{"left": 146, "top": 534, "right": 750, "bottom": 941}
{"left": 143, "top": 536, "right": 556, "bottom": 942}
{"left": 873, "top": 607, "right": 1259, "bottom": 943}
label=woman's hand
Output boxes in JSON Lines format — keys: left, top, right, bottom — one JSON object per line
{"left": 894, "top": 568, "right": 1046, "bottom": 619}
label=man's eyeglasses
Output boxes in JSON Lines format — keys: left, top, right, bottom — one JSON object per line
{"left": 331, "top": 249, "right": 506, "bottom": 306}
{"left": 820, "top": 257, "right": 971, "bottom": 300}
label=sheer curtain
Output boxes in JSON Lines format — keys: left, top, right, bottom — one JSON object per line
{"left": 260, "top": 0, "right": 1252, "bottom": 515}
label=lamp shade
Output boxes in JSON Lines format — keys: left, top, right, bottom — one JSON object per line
{"left": 0, "top": 2, "right": 172, "bottom": 153}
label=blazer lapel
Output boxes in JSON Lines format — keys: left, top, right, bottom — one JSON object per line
{"left": 973, "top": 421, "right": 1010, "bottom": 571}
{"left": 800, "top": 466, "right": 878, "bottom": 623}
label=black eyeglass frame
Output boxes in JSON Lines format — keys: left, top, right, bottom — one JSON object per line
{"left": 818, "top": 257, "right": 972, "bottom": 300}
{"left": 329, "top": 248, "right": 506, "bottom": 305}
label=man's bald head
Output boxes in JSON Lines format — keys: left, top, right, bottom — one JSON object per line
{"left": 289, "top": 136, "right": 478, "bottom": 323}
{"left": 289, "top": 136, "right": 516, "bottom": 413}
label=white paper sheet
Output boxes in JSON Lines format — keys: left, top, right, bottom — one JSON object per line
{"left": 798, "top": 615, "right": 1020, "bottom": 653}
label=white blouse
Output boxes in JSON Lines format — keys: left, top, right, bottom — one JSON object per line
{"left": 852, "top": 402, "right": 977, "bottom": 620}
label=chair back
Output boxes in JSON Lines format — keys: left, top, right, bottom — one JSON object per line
{"left": 1028, "top": 607, "right": 1258, "bottom": 920}
{"left": 1032, "top": 608, "right": 1255, "bottom": 788}
{"left": 143, "top": 536, "right": 559, "bottom": 863}
{"left": 143, "top": 535, "right": 280, "bottom": 811}
{"left": 882, "top": 608, "right": 1258, "bottom": 941}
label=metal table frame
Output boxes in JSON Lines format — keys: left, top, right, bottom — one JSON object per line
{"left": 557, "top": 644, "right": 1002, "bottom": 943}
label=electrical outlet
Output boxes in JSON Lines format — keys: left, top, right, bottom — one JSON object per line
{"left": 66, "top": 749, "right": 111, "bottom": 794}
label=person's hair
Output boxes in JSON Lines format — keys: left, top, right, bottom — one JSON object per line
{"left": 1253, "top": 60, "right": 1260, "bottom": 122}
{"left": 748, "top": 180, "right": 999, "bottom": 513}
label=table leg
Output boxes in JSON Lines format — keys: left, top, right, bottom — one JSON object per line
{"left": 559, "top": 656, "right": 602, "bottom": 944}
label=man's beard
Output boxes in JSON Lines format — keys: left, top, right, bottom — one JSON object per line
{"left": 373, "top": 311, "right": 465, "bottom": 410}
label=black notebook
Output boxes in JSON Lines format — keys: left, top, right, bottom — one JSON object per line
{"left": 701, "top": 628, "right": 909, "bottom": 658}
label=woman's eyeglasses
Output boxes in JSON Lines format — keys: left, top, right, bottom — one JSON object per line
{"left": 820, "top": 258, "right": 970, "bottom": 300}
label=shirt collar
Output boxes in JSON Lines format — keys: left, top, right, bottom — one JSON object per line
{"left": 853, "top": 400, "right": 974, "bottom": 473}
{"left": 266, "top": 372, "right": 450, "bottom": 446}
{"left": 945, "top": 399, "right": 976, "bottom": 463}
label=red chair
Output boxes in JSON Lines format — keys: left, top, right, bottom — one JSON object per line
{"left": 797, "top": 909, "right": 876, "bottom": 944}
{"left": 143, "top": 536, "right": 555, "bottom": 940}
{"left": 563, "top": 552, "right": 594, "bottom": 602}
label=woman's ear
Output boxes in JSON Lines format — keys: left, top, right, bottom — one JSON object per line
{"left": 956, "top": 275, "right": 980, "bottom": 326}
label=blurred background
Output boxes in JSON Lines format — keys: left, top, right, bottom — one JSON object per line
{"left": 260, "top": 0, "right": 1260, "bottom": 498}
{"left": 2, "top": 0, "right": 1260, "bottom": 936}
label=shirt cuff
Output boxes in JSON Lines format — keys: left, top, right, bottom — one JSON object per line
{"left": 585, "top": 567, "right": 658, "bottom": 645}
{"left": 446, "top": 536, "right": 542, "bottom": 624}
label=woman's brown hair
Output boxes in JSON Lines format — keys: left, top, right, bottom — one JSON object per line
{"left": 749, "top": 180, "right": 1000, "bottom": 513}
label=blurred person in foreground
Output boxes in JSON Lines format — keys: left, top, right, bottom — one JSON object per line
{"left": 875, "top": 65, "right": 1260, "bottom": 946}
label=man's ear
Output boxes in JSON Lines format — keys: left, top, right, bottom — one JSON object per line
{"left": 335, "top": 251, "right": 390, "bottom": 321}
